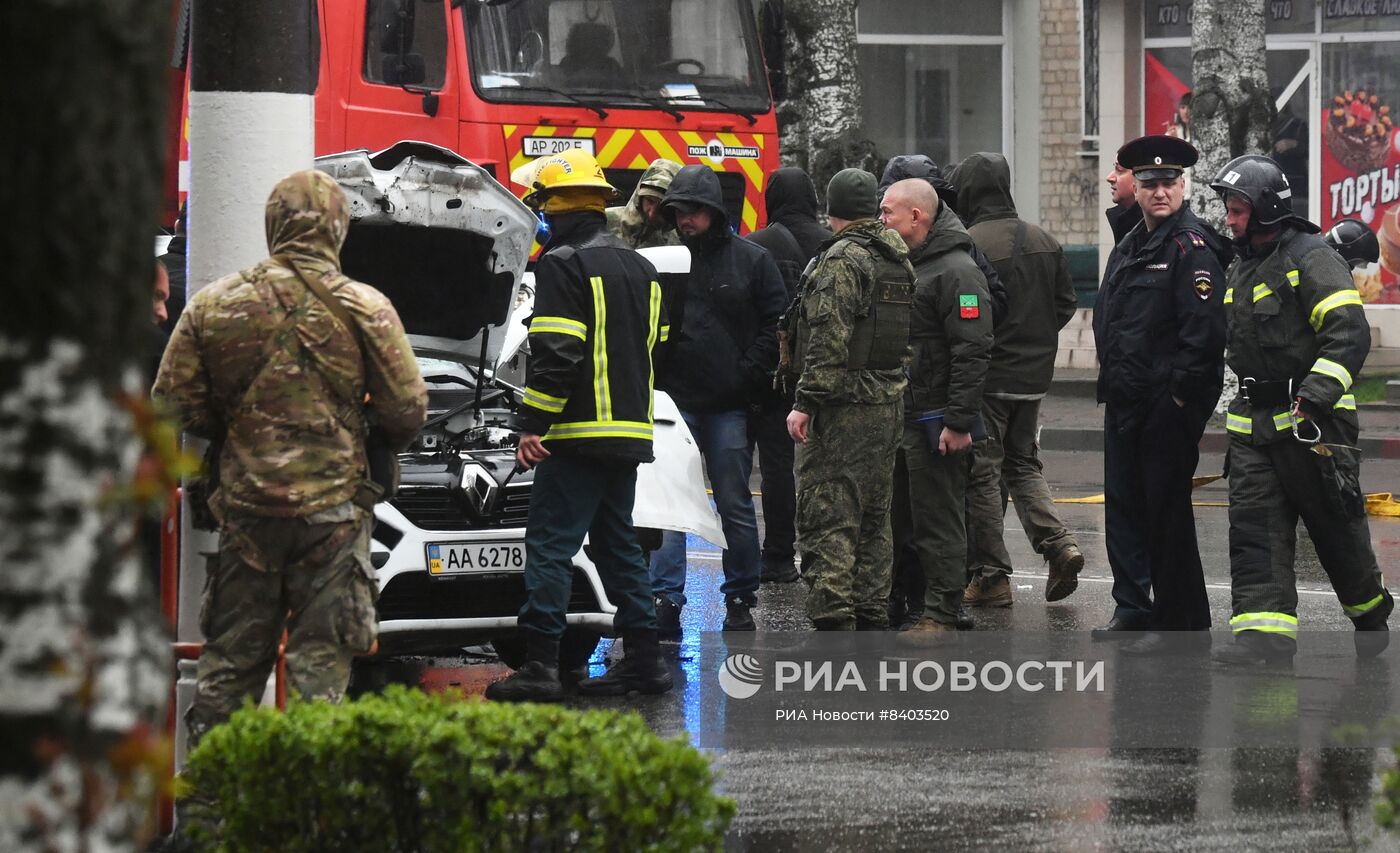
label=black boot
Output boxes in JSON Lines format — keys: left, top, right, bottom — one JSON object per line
{"left": 1353, "top": 589, "right": 1394, "bottom": 659}
{"left": 484, "top": 633, "right": 565, "bottom": 702}
{"left": 577, "top": 630, "right": 674, "bottom": 696}
{"left": 723, "top": 597, "right": 756, "bottom": 631}
{"left": 1211, "top": 631, "right": 1296, "bottom": 667}
{"left": 655, "top": 595, "right": 682, "bottom": 640}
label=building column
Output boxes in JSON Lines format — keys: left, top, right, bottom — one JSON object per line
{"left": 1097, "top": 0, "right": 1142, "bottom": 276}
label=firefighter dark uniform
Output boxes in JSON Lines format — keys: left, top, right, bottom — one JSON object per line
{"left": 1209, "top": 155, "right": 1392, "bottom": 664}
{"left": 487, "top": 149, "right": 671, "bottom": 701}
{"left": 1091, "top": 135, "right": 1230, "bottom": 644}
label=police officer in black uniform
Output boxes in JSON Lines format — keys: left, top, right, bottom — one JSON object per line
{"left": 1208, "top": 155, "right": 1393, "bottom": 665}
{"left": 1090, "top": 135, "right": 1232, "bottom": 653}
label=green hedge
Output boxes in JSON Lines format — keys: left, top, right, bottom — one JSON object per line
{"left": 180, "top": 686, "right": 734, "bottom": 852}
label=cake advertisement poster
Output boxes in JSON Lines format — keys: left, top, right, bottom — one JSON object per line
{"left": 1323, "top": 85, "right": 1400, "bottom": 303}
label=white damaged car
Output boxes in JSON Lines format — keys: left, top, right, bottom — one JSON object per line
{"left": 315, "top": 142, "right": 722, "bottom": 673}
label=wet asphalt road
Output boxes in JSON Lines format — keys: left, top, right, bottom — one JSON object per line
{"left": 391, "top": 449, "right": 1400, "bottom": 851}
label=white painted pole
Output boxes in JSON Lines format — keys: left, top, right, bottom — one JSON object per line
{"left": 176, "top": 0, "right": 318, "bottom": 773}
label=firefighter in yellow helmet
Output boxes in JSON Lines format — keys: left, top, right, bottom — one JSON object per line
{"left": 487, "top": 149, "right": 674, "bottom": 702}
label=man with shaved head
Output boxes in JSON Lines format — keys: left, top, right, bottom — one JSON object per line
{"left": 880, "top": 178, "right": 993, "bottom": 637}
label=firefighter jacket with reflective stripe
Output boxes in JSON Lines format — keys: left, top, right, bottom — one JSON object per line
{"left": 519, "top": 213, "right": 668, "bottom": 463}
{"left": 1224, "top": 222, "right": 1369, "bottom": 445}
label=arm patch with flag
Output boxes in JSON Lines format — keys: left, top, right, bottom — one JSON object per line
{"left": 959, "top": 293, "right": 980, "bottom": 319}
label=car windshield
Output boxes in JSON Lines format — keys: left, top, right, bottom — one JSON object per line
{"left": 464, "top": 0, "right": 770, "bottom": 114}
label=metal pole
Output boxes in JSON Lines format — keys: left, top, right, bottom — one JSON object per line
{"left": 176, "top": 0, "right": 319, "bottom": 772}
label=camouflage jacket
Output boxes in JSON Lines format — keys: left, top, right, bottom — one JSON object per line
{"left": 792, "top": 219, "right": 910, "bottom": 412}
{"left": 605, "top": 158, "right": 682, "bottom": 249}
{"left": 154, "top": 170, "right": 427, "bottom": 518}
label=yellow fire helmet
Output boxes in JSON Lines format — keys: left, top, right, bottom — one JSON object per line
{"left": 512, "top": 148, "right": 619, "bottom": 209}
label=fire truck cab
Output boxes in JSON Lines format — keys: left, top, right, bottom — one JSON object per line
{"left": 312, "top": 0, "right": 778, "bottom": 231}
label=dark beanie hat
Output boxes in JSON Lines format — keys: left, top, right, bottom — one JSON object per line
{"left": 826, "top": 168, "right": 878, "bottom": 221}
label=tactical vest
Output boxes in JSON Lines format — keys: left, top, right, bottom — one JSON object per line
{"left": 794, "top": 229, "right": 913, "bottom": 370}
{"left": 846, "top": 234, "right": 914, "bottom": 370}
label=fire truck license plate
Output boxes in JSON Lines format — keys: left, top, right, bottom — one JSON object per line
{"left": 522, "top": 136, "right": 596, "bottom": 157}
{"left": 426, "top": 541, "right": 526, "bottom": 576}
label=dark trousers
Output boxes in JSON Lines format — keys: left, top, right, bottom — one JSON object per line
{"left": 1227, "top": 418, "right": 1386, "bottom": 633}
{"left": 1102, "top": 393, "right": 1211, "bottom": 630}
{"left": 890, "top": 450, "right": 927, "bottom": 624}
{"left": 752, "top": 401, "right": 796, "bottom": 563}
{"left": 518, "top": 454, "right": 655, "bottom": 638}
{"left": 893, "top": 423, "right": 971, "bottom": 625}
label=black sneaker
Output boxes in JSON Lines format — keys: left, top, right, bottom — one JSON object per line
{"left": 655, "top": 596, "right": 682, "bottom": 640}
{"left": 723, "top": 598, "right": 756, "bottom": 631}
{"left": 761, "top": 558, "right": 800, "bottom": 583}
{"left": 1211, "top": 632, "right": 1296, "bottom": 667}
{"left": 955, "top": 606, "right": 975, "bottom": 631}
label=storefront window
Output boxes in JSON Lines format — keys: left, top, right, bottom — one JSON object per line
{"left": 858, "top": 44, "right": 1003, "bottom": 169}
{"left": 1321, "top": 40, "right": 1400, "bottom": 301}
{"left": 1322, "top": 2, "right": 1400, "bottom": 33}
{"left": 858, "top": 0, "right": 1002, "bottom": 36}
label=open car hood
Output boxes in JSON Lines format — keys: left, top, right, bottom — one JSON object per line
{"left": 316, "top": 142, "right": 536, "bottom": 358}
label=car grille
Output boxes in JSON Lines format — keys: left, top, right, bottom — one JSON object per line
{"left": 390, "top": 483, "right": 531, "bottom": 530}
{"left": 376, "top": 567, "right": 600, "bottom": 621}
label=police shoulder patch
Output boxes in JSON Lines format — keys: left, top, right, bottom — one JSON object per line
{"left": 1193, "top": 270, "right": 1214, "bottom": 301}
{"left": 1187, "top": 231, "right": 1206, "bottom": 248}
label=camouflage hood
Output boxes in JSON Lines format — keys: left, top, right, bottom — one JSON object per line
{"left": 828, "top": 217, "right": 911, "bottom": 264}
{"left": 605, "top": 158, "right": 682, "bottom": 248}
{"left": 265, "top": 169, "right": 350, "bottom": 279}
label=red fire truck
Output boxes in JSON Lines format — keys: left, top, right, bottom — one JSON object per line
{"left": 166, "top": 0, "right": 781, "bottom": 233}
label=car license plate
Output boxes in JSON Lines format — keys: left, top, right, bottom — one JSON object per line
{"left": 522, "top": 136, "right": 596, "bottom": 157}
{"left": 426, "top": 541, "right": 526, "bottom": 576}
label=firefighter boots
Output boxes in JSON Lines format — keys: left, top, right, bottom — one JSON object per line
{"left": 576, "top": 630, "right": 674, "bottom": 696}
{"left": 485, "top": 634, "right": 566, "bottom": 702}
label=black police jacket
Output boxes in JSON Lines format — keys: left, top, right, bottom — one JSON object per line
{"left": 520, "top": 212, "right": 667, "bottom": 463}
{"left": 1093, "top": 202, "right": 1232, "bottom": 406}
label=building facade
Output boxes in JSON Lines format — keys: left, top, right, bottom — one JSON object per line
{"left": 856, "top": 0, "right": 1400, "bottom": 320}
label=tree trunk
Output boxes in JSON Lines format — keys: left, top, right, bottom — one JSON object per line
{"left": 1190, "top": 0, "right": 1274, "bottom": 230}
{"left": 777, "top": 0, "right": 880, "bottom": 203}
{"left": 1, "top": 2, "right": 172, "bottom": 850}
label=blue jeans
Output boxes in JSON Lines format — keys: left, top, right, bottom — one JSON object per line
{"left": 649, "top": 408, "right": 761, "bottom": 606}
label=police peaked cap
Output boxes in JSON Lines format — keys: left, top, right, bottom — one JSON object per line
{"left": 1116, "top": 135, "right": 1198, "bottom": 181}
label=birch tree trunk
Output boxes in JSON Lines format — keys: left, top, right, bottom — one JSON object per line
{"left": 778, "top": 0, "right": 880, "bottom": 203}
{"left": 1190, "top": 0, "right": 1274, "bottom": 231}
{"left": 1, "top": 2, "right": 172, "bottom": 849}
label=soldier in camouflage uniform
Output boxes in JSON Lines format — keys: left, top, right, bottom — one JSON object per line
{"left": 785, "top": 169, "right": 913, "bottom": 630}
{"left": 606, "top": 158, "right": 682, "bottom": 249}
{"left": 154, "top": 170, "right": 427, "bottom": 745}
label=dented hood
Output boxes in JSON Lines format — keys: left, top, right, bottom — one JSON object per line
{"left": 315, "top": 142, "right": 536, "bottom": 358}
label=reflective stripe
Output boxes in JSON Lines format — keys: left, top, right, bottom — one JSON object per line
{"left": 1252, "top": 283, "right": 1273, "bottom": 303}
{"left": 1226, "top": 413, "right": 1253, "bottom": 435}
{"left": 1335, "top": 394, "right": 1357, "bottom": 411}
{"left": 529, "top": 315, "right": 587, "bottom": 341}
{"left": 1272, "top": 410, "right": 1293, "bottom": 431}
{"left": 590, "top": 276, "right": 611, "bottom": 420}
{"left": 1223, "top": 287, "right": 1234, "bottom": 304}
{"left": 544, "top": 419, "right": 653, "bottom": 441}
{"left": 659, "top": 325, "right": 671, "bottom": 342}
{"left": 647, "top": 280, "right": 661, "bottom": 420}
{"left": 1343, "top": 592, "right": 1385, "bottom": 617}
{"left": 522, "top": 387, "right": 567, "bottom": 413}
{"left": 1310, "top": 357, "right": 1353, "bottom": 391}
{"left": 1230, "top": 611, "right": 1299, "bottom": 639}
{"left": 1308, "top": 289, "right": 1364, "bottom": 331}
{"left": 1285, "top": 269, "right": 1300, "bottom": 288}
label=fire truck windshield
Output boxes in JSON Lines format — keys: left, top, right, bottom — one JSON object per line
{"left": 464, "top": 0, "right": 771, "bottom": 115}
